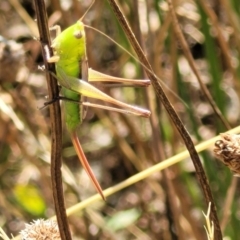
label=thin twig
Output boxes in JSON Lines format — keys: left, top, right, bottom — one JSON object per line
{"left": 167, "top": 0, "right": 223, "bottom": 238}
{"left": 197, "top": 0, "right": 238, "bottom": 231}
{"left": 197, "top": 0, "right": 240, "bottom": 110}
{"left": 220, "top": 177, "right": 237, "bottom": 231}
{"left": 168, "top": 0, "right": 230, "bottom": 130}
{"left": 33, "top": 1, "right": 72, "bottom": 239}
{"left": 106, "top": 0, "right": 222, "bottom": 239}
{"left": 219, "top": 0, "right": 240, "bottom": 54}
{"left": 9, "top": 0, "right": 38, "bottom": 36}
{"left": 133, "top": 0, "right": 185, "bottom": 238}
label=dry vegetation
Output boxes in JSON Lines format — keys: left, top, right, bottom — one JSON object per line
{"left": 0, "top": 0, "right": 240, "bottom": 239}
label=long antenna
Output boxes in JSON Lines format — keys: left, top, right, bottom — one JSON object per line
{"left": 79, "top": 0, "right": 95, "bottom": 21}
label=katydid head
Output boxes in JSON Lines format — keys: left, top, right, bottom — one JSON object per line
{"left": 51, "top": 21, "right": 85, "bottom": 55}
{"left": 50, "top": 20, "right": 86, "bottom": 76}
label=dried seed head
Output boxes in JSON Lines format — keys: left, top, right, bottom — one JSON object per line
{"left": 214, "top": 133, "right": 240, "bottom": 176}
{"left": 20, "top": 219, "right": 60, "bottom": 240}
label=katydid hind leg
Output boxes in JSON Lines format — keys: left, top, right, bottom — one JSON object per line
{"left": 57, "top": 69, "right": 151, "bottom": 117}
{"left": 88, "top": 69, "right": 150, "bottom": 86}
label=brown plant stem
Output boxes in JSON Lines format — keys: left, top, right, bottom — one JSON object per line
{"left": 33, "top": 1, "right": 72, "bottom": 239}
{"left": 106, "top": 0, "right": 222, "bottom": 239}
{"left": 132, "top": 1, "right": 185, "bottom": 238}
{"left": 167, "top": 0, "right": 223, "bottom": 238}
{"left": 197, "top": 0, "right": 239, "bottom": 233}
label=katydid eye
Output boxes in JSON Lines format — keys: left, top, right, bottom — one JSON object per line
{"left": 74, "top": 30, "right": 82, "bottom": 39}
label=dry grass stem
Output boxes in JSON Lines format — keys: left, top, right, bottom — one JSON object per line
{"left": 203, "top": 202, "right": 214, "bottom": 240}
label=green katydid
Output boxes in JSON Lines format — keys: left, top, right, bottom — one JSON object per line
{"left": 47, "top": 19, "right": 151, "bottom": 200}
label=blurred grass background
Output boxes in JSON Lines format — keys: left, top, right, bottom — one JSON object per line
{"left": 0, "top": 0, "right": 240, "bottom": 239}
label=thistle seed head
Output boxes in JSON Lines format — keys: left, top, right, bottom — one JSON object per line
{"left": 214, "top": 133, "right": 240, "bottom": 176}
